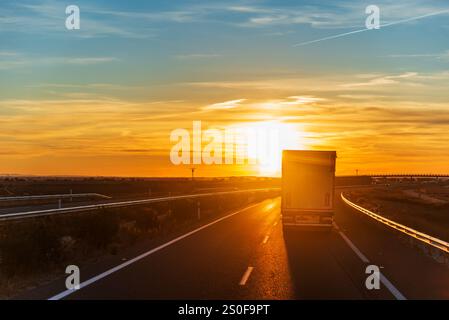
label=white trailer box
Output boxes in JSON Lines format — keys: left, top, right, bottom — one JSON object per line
{"left": 281, "top": 150, "right": 336, "bottom": 230}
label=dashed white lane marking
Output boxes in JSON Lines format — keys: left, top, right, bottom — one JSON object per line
{"left": 333, "top": 222, "right": 406, "bottom": 300}
{"left": 262, "top": 235, "right": 269, "bottom": 244}
{"left": 239, "top": 267, "right": 254, "bottom": 286}
{"left": 48, "top": 202, "right": 265, "bottom": 300}
{"left": 273, "top": 221, "right": 278, "bottom": 227}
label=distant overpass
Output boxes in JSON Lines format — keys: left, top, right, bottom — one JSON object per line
{"left": 340, "top": 174, "right": 449, "bottom": 178}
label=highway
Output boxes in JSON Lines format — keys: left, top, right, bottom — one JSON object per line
{"left": 21, "top": 189, "right": 449, "bottom": 300}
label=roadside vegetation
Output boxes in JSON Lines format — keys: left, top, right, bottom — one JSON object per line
{"left": 0, "top": 190, "right": 279, "bottom": 298}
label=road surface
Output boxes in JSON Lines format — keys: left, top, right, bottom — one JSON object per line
{"left": 21, "top": 190, "right": 449, "bottom": 300}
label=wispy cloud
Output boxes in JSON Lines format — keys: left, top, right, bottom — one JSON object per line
{"left": 227, "top": 6, "right": 270, "bottom": 14}
{"left": 3, "top": 0, "right": 448, "bottom": 40}
{"left": 279, "top": 96, "right": 325, "bottom": 105}
{"left": 203, "top": 99, "right": 246, "bottom": 110}
{"left": 293, "top": 9, "right": 449, "bottom": 47}
{"left": 387, "top": 50, "right": 449, "bottom": 60}
{"left": 340, "top": 72, "right": 419, "bottom": 88}
{"left": 0, "top": 54, "right": 118, "bottom": 70}
{"left": 0, "top": 51, "right": 19, "bottom": 57}
{"left": 63, "top": 57, "right": 119, "bottom": 65}
{"left": 91, "top": 9, "right": 197, "bottom": 23}
{"left": 1, "top": 0, "right": 154, "bottom": 38}
{"left": 174, "top": 53, "right": 222, "bottom": 60}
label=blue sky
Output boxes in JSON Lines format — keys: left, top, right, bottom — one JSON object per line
{"left": 0, "top": 0, "right": 448, "bottom": 176}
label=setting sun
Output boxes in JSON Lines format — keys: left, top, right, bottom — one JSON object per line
{"left": 228, "top": 121, "right": 306, "bottom": 176}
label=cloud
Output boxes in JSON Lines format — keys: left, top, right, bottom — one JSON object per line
{"left": 4, "top": 0, "right": 448, "bottom": 43}
{"left": 2, "top": 92, "right": 449, "bottom": 175}
{"left": 27, "top": 83, "right": 140, "bottom": 90}
{"left": 341, "top": 72, "right": 419, "bottom": 88}
{"left": 0, "top": 51, "right": 19, "bottom": 57}
{"left": 279, "top": 96, "right": 325, "bottom": 105}
{"left": 227, "top": 6, "right": 270, "bottom": 14}
{"left": 63, "top": 57, "right": 119, "bottom": 64}
{"left": 1, "top": 0, "right": 154, "bottom": 38}
{"left": 293, "top": 8, "right": 449, "bottom": 47}
{"left": 0, "top": 54, "right": 118, "bottom": 70}
{"left": 91, "top": 9, "right": 197, "bottom": 23}
{"left": 0, "top": 60, "right": 27, "bottom": 70}
{"left": 203, "top": 99, "right": 246, "bottom": 110}
{"left": 387, "top": 50, "right": 449, "bottom": 60}
{"left": 174, "top": 53, "right": 222, "bottom": 60}
{"left": 230, "top": 0, "right": 449, "bottom": 30}
{"left": 181, "top": 69, "right": 449, "bottom": 105}
{"left": 338, "top": 94, "right": 387, "bottom": 100}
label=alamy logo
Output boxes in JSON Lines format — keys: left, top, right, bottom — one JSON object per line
{"left": 365, "top": 5, "right": 380, "bottom": 29}
{"left": 365, "top": 265, "right": 380, "bottom": 290}
{"left": 65, "top": 5, "right": 80, "bottom": 30}
{"left": 65, "top": 265, "right": 80, "bottom": 290}
{"left": 170, "top": 121, "right": 280, "bottom": 167}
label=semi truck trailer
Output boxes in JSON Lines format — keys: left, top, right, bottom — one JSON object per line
{"left": 281, "top": 150, "right": 337, "bottom": 230}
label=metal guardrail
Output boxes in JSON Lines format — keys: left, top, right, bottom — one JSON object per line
{"left": 0, "top": 188, "right": 280, "bottom": 222}
{"left": 0, "top": 193, "right": 111, "bottom": 202}
{"left": 341, "top": 192, "right": 449, "bottom": 254}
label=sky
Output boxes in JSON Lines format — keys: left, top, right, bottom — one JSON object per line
{"left": 0, "top": 0, "right": 448, "bottom": 177}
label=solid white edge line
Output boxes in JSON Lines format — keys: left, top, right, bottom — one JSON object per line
{"left": 380, "top": 273, "right": 406, "bottom": 300}
{"left": 48, "top": 202, "right": 264, "bottom": 300}
{"left": 239, "top": 267, "right": 254, "bottom": 286}
{"left": 337, "top": 230, "right": 370, "bottom": 264}
{"left": 334, "top": 223, "right": 406, "bottom": 300}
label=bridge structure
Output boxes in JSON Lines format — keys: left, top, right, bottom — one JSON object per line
{"left": 340, "top": 174, "right": 449, "bottom": 178}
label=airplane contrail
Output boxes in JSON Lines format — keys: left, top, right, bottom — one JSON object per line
{"left": 293, "top": 9, "right": 449, "bottom": 47}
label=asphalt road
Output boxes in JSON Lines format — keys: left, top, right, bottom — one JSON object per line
{"left": 21, "top": 191, "right": 449, "bottom": 300}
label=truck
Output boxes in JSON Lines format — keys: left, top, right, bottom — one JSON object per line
{"left": 281, "top": 150, "right": 337, "bottom": 231}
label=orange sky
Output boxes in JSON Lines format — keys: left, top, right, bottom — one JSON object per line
{"left": 1, "top": 1, "right": 448, "bottom": 177}
{"left": 1, "top": 92, "right": 449, "bottom": 177}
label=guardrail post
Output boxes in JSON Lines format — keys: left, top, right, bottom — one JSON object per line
{"left": 168, "top": 192, "right": 172, "bottom": 217}
{"left": 58, "top": 199, "right": 62, "bottom": 209}
{"left": 197, "top": 201, "right": 201, "bottom": 220}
